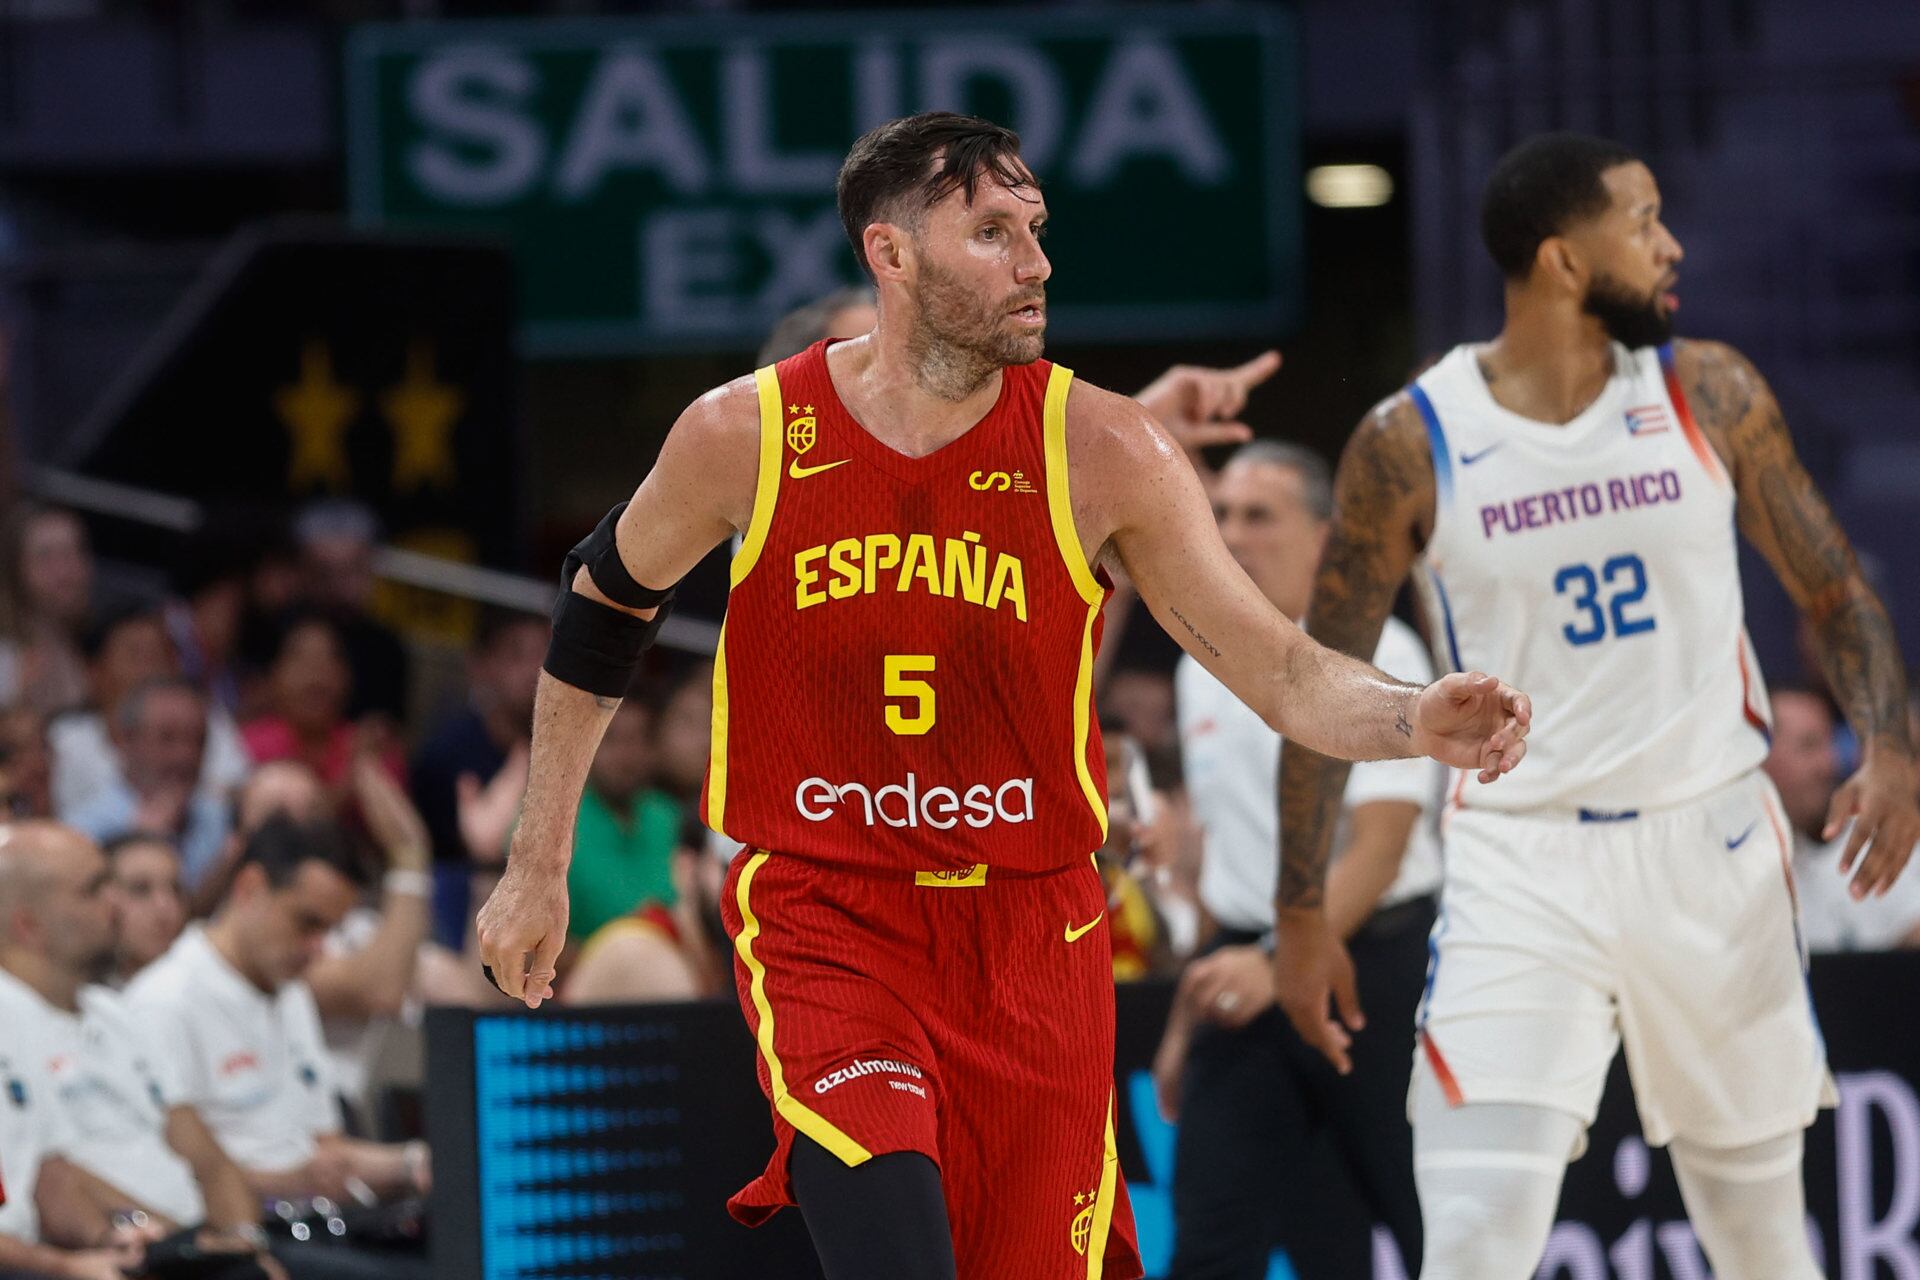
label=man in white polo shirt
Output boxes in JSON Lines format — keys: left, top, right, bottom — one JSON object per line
{"left": 0, "top": 820, "right": 264, "bottom": 1233}
{"left": 0, "top": 823, "right": 168, "bottom": 1280}
{"left": 124, "top": 816, "right": 427, "bottom": 1207}
{"left": 1157, "top": 442, "right": 1441, "bottom": 1278}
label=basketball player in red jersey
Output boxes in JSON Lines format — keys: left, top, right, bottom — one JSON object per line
{"left": 477, "top": 113, "right": 1533, "bottom": 1280}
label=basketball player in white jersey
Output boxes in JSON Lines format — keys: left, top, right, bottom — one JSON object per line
{"left": 1271, "top": 133, "right": 1920, "bottom": 1279}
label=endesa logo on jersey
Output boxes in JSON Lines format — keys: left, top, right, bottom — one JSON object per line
{"left": 795, "top": 772, "right": 1035, "bottom": 829}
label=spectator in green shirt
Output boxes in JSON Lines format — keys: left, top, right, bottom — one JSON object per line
{"left": 566, "top": 700, "right": 683, "bottom": 944}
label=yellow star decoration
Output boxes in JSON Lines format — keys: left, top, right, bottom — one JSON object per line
{"left": 275, "top": 340, "right": 358, "bottom": 491}
{"left": 382, "top": 340, "right": 464, "bottom": 492}
{"left": 1073, "top": 1192, "right": 1086, "bottom": 1205}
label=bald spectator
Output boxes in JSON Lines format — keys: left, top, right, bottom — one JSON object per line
{"left": 65, "top": 678, "right": 230, "bottom": 890}
{"left": 1769, "top": 685, "right": 1920, "bottom": 951}
{"left": 0, "top": 506, "right": 94, "bottom": 718}
{"left": 104, "top": 833, "right": 187, "bottom": 987}
{"left": 48, "top": 605, "right": 249, "bottom": 820}
{"left": 292, "top": 501, "right": 408, "bottom": 724}
{"left": 0, "top": 824, "right": 269, "bottom": 1254}
{"left": 124, "top": 817, "right": 428, "bottom": 1208}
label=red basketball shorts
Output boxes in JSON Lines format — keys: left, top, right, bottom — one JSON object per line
{"left": 720, "top": 848, "right": 1142, "bottom": 1280}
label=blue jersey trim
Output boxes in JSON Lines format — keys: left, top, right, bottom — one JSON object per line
{"left": 1408, "top": 383, "right": 1453, "bottom": 506}
{"left": 1427, "top": 568, "right": 1465, "bottom": 673}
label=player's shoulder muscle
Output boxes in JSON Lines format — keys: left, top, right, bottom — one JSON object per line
{"left": 1334, "top": 389, "right": 1435, "bottom": 545}
{"left": 1667, "top": 337, "right": 1781, "bottom": 474}
{"left": 1060, "top": 375, "right": 1193, "bottom": 525}
{"left": 649, "top": 373, "right": 764, "bottom": 534}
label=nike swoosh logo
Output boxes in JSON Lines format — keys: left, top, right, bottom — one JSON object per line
{"left": 1726, "top": 819, "right": 1760, "bottom": 850}
{"left": 789, "top": 458, "right": 850, "bottom": 480}
{"left": 1460, "top": 444, "right": 1504, "bottom": 465}
{"left": 1064, "top": 913, "right": 1104, "bottom": 943}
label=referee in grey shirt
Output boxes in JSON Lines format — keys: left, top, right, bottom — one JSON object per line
{"left": 1156, "top": 442, "right": 1439, "bottom": 1278}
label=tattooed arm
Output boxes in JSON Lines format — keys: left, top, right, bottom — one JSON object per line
{"left": 1270, "top": 393, "right": 1443, "bottom": 1070}
{"left": 1677, "top": 339, "right": 1918, "bottom": 895}
{"left": 1070, "top": 381, "right": 1530, "bottom": 772}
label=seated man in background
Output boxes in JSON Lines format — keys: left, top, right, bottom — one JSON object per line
{"left": 1768, "top": 684, "right": 1920, "bottom": 951}
{"left": 49, "top": 604, "right": 250, "bottom": 821}
{"left": 561, "top": 699, "right": 709, "bottom": 1005}
{"left": 565, "top": 699, "right": 681, "bottom": 947}
{"left": 304, "top": 760, "right": 433, "bottom": 1124}
{"left": 125, "top": 816, "right": 429, "bottom": 1208}
{"left": 65, "top": 677, "right": 230, "bottom": 892}
{"left": 0, "top": 822, "right": 272, "bottom": 1280}
{"left": 103, "top": 833, "right": 188, "bottom": 987}
{"left": 1157, "top": 441, "right": 1440, "bottom": 1277}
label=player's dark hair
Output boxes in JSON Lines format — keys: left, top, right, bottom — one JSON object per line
{"left": 237, "top": 813, "right": 370, "bottom": 892}
{"left": 1480, "top": 133, "right": 1641, "bottom": 280}
{"left": 838, "top": 112, "right": 1033, "bottom": 282}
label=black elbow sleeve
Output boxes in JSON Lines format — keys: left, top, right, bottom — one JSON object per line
{"left": 542, "top": 504, "right": 678, "bottom": 697}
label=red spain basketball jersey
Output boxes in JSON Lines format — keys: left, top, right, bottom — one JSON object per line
{"left": 700, "top": 339, "right": 1111, "bottom": 873}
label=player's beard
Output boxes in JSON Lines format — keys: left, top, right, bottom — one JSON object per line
{"left": 1583, "top": 271, "right": 1673, "bottom": 349}
{"left": 908, "top": 256, "right": 1045, "bottom": 400}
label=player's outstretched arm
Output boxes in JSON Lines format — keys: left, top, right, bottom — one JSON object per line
{"left": 476, "top": 379, "right": 759, "bottom": 1007}
{"left": 1079, "top": 384, "right": 1528, "bottom": 774}
{"left": 1677, "top": 340, "right": 1919, "bottom": 896}
{"left": 1272, "top": 394, "right": 1440, "bottom": 1070}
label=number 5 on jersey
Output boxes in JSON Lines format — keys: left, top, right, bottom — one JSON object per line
{"left": 885, "top": 655, "right": 937, "bottom": 735}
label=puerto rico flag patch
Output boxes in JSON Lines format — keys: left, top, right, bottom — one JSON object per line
{"left": 1625, "top": 403, "right": 1672, "bottom": 435}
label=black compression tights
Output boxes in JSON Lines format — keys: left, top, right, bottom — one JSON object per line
{"left": 790, "top": 1136, "right": 958, "bottom": 1280}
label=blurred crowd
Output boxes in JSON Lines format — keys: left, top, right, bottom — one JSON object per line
{"left": 1, "top": 294, "right": 1916, "bottom": 1280}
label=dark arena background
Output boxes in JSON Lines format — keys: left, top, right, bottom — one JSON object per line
{"left": 0, "top": 1, "right": 1917, "bottom": 1278}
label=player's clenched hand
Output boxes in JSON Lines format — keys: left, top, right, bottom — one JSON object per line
{"left": 475, "top": 858, "right": 569, "bottom": 1009}
{"left": 1272, "top": 908, "right": 1363, "bottom": 1075}
{"left": 1412, "top": 671, "right": 1531, "bottom": 783}
{"left": 1826, "top": 751, "right": 1920, "bottom": 900}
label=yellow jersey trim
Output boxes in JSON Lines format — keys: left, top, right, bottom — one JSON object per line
{"left": 732, "top": 366, "right": 787, "bottom": 588}
{"left": 913, "top": 864, "right": 988, "bottom": 888}
{"left": 1045, "top": 365, "right": 1110, "bottom": 842}
{"left": 1042, "top": 365, "right": 1104, "bottom": 607}
{"left": 704, "top": 622, "right": 731, "bottom": 836}
{"left": 1072, "top": 598, "right": 1110, "bottom": 842}
{"left": 1084, "top": 1087, "right": 1120, "bottom": 1277}
{"left": 732, "top": 850, "right": 874, "bottom": 1168}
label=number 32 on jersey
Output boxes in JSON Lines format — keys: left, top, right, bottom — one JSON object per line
{"left": 1553, "top": 552, "right": 1656, "bottom": 646}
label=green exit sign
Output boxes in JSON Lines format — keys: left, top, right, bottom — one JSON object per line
{"left": 346, "top": 8, "right": 1300, "bottom": 355}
